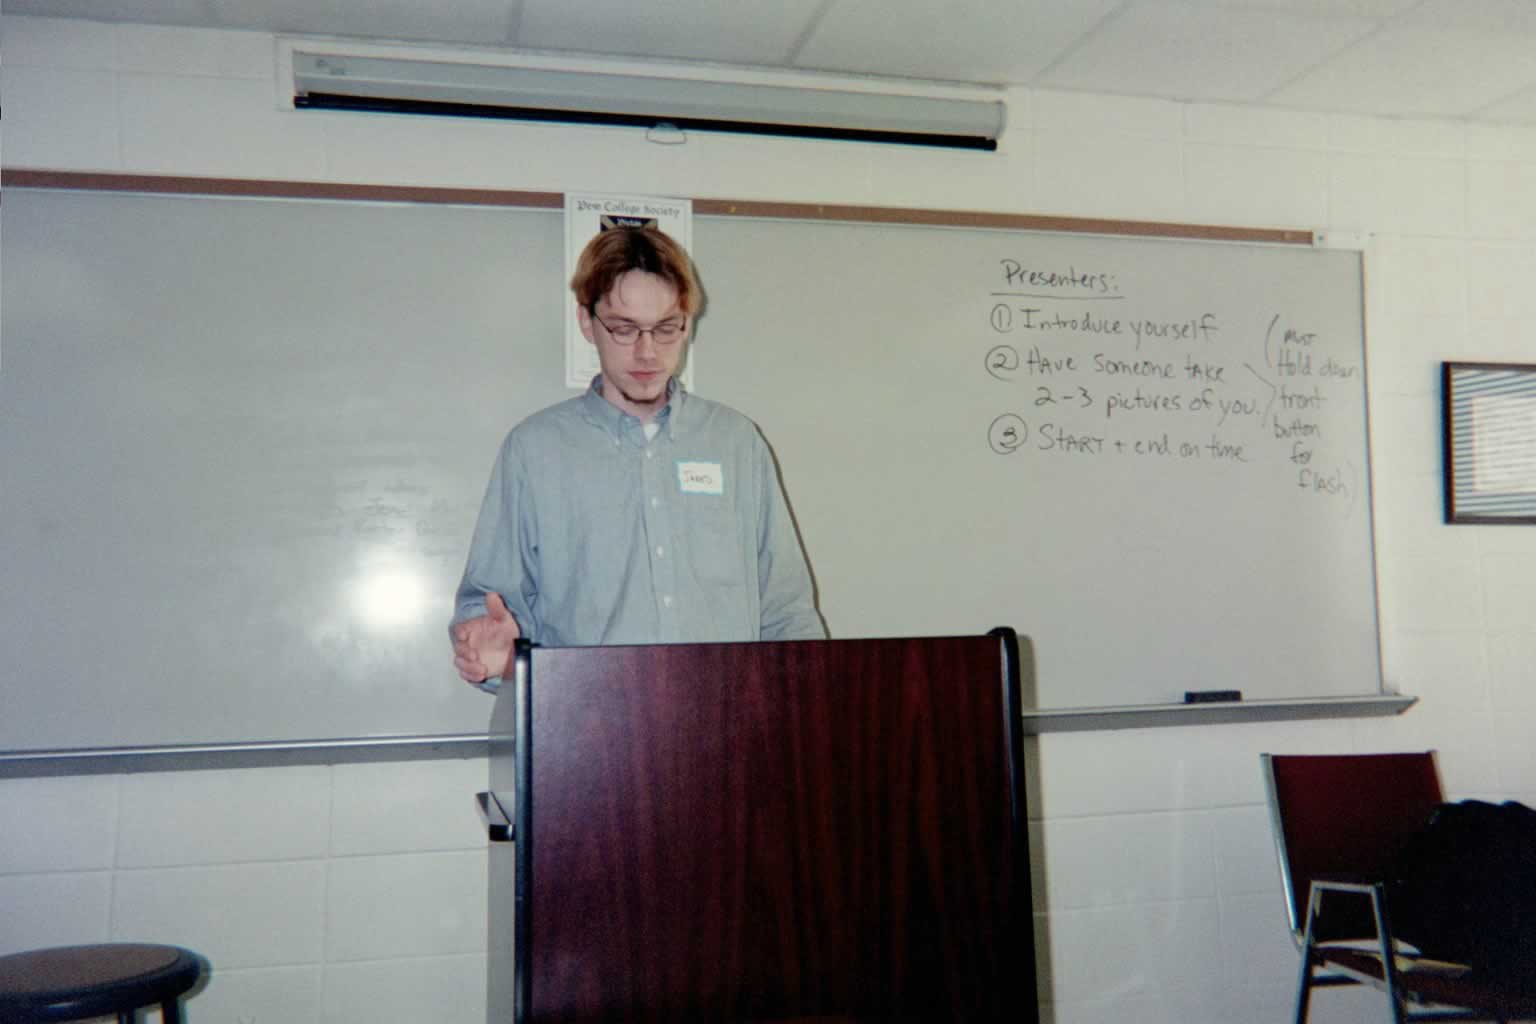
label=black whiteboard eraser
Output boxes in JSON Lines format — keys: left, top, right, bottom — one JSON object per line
{"left": 1184, "top": 689, "right": 1242, "bottom": 704}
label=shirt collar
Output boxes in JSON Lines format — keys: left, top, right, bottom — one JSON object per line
{"left": 581, "top": 375, "right": 690, "bottom": 442}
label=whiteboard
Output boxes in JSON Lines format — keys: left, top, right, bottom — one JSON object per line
{"left": 0, "top": 189, "right": 1380, "bottom": 752}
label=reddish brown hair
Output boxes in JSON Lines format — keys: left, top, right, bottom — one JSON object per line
{"left": 570, "top": 226, "right": 701, "bottom": 315}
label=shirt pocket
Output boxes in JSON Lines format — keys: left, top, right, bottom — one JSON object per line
{"left": 684, "top": 498, "right": 748, "bottom": 587}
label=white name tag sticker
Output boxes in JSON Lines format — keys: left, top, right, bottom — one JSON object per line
{"left": 677, "top": 461, "right": 725, "bottom": 495}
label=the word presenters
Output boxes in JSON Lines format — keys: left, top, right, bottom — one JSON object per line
{"left": 982, "top": 256, "right": 1364, "bottom": 513}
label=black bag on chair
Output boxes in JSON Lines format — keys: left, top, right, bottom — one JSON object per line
{"left": 1387, "top": 800, "right": 1536, "bottom": 992}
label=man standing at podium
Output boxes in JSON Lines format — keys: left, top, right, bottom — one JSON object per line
{"left": 450, "top": 226, "right": 826, "bottom": 691}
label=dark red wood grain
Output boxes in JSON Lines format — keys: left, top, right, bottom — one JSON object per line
{"left": 523, "top": 636, "right": 1028, "bottom": 1022}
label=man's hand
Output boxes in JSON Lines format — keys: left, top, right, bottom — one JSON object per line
{"left": 452, "top": 592, "right": 521, "bottom": 684}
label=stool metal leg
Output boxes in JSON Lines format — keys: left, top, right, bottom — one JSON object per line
{"left": 162, "top": 998, "right": 184, "bottom": 1024}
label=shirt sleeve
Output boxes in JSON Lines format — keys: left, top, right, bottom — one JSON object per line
{"left": 753, "top": 432, "right": 828, "bottom": 641}
{"left": 450, "top": 431, "right": 543, "bottom": 690}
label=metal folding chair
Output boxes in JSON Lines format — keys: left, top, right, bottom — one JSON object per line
{"left": 1262, "top": 752, "right": 1536, "bottom": 1024}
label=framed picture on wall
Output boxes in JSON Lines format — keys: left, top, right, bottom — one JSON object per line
{"left": 1442, "top": 361, "right": 1536, "bottom": 524}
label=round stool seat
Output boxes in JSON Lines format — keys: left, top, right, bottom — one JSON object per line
{"left": 0, "top": 944, "right": 203, "bottom": 1023}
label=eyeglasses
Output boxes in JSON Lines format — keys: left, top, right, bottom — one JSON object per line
{"left": 591, "top": 311, "right": 688, "bottom": 346}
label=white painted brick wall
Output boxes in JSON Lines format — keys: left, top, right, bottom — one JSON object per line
{"left": 3, "top": 14, "right": 1535, "bottom": 1024}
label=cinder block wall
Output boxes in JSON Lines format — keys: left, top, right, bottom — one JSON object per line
{"left": 3, "top": 16, "right": 1534, "bottom": 1023}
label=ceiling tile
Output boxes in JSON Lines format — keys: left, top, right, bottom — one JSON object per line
{"left": 517, "top": 0, "right": 827, "bottom": 66}
{"left": 1041, "top": 1, "right": 1377, "bottom": 101}
{"left": 207, "top": 0, "right": 518, "bottom": 46}
{"left": 1270, "top": 27, "right": 1536, "bottom": 118}
{"left": 1, "top": 0, "right": 213, "bottom": 23}
{"left": 1173, "top": 0, "right": 1417, "bottom": 16}
{"left": 793, "top": 0, "right": 1123, "bottom": 84}
{"left": 1390, "top": 0, "right": 1536, "bottom": 34}
{"left": 1478, "top": 86, "right": 1536, "bottom": 125}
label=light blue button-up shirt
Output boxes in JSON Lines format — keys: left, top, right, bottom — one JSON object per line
{"left": 453, "top": 378, "right": 826, "bottom": 690}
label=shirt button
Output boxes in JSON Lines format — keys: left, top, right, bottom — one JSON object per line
{"left": 645, "top": 450, "right": 654, "bottom": 459}
{"left": 655, "top": 546, "right": 665, "bottom": 558}
{"left": 650, "top": 497, "right": 660, "bottom": 508}
{"left": 663, "top": 595, "right": 674, "bottom": 608}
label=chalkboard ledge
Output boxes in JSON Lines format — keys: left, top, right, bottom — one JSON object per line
{"left": 1021, "top": 694, "right": 1416, "bottom": 734}
{"left": 0, "top": 733, "right": 491, "bottom": 778}
{"left": 1, "top": 696, "right": 1414, "bottom": 776}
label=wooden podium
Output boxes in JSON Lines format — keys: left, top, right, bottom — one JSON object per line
{"left": 482, "top": 631, "right": 1036, "bottom": 1023}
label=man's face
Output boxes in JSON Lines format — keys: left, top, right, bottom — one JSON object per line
{"left": 577, "top": 270, "right": 690, "bottom": 422}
